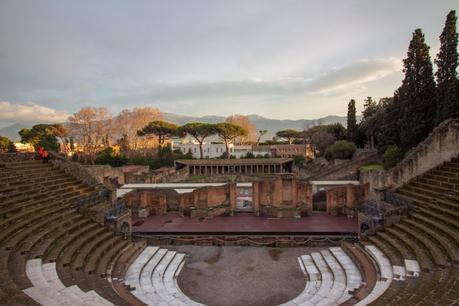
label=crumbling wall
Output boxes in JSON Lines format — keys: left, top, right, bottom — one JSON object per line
{"left": 179, "top": 184, "right": 235, "bottom": 219}
{"left": 253, "top": 178, "right": 313, "bottom": 217}
{"left": 361, "top": 119, "right": 459, "bottom": 197}
{"left": 326, "top": 183, "right": 369, "bottom": 217}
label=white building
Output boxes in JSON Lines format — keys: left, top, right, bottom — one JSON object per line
{"left": 173, "top": 142, "right": 272, "bottom": 159}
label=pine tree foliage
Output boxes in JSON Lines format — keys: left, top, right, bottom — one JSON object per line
{"left": 399, "top": 29, "right": 437, "bottom": 151}
{"left": 347, "top": 99, "right": 357, "bottom": 142}
{"left": 435, "top": 10, "right": 459, "bottom": 123}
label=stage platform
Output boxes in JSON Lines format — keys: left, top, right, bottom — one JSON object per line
{"left": 132, "top": 213, "right": 359, "bottom": 236}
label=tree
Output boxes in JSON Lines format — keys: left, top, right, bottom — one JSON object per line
{"left": 359, "top": 97, "right": 382, "bottom": 149}
{"left": 179, "top": 123, "right": 217, "bottom": 159}
{"left": 137, "top": 121, "right": 180, "bottom": 147}
{"left": 379, "top": 96, "right": 401, "bottom": 152}
{"left": 67, "top": 107, "right": 113, "bottom": 155}
{"left": 324, "top": 140, "right": 357, "bottom": 161}
{"left": 215, "top": 122, "right": 247, "bottom": 158}
{"left": 225, "top": 115, "right": 256, "bottom": 144}
{"left": 0, "top": 136, "right": 10, "bottom": 151}
{"left": 347, "top": 99, "right": 357, "bottom": 142}
{"left": 362, "top": 97, "right": 378, "bottom": 120}
{"left": 18, "top": 124, "right": 61, "bottom": 152}
{"left": 256, "top": 130, "right": 268, "bottom": 145}
{"left": 115, "top": 107, "right": 163, "bottom": 150}
{"left": 305, "top": 127, "right": 336, "bottom": 156}
{"left": 435, "top": 10, "right": 459, "bottom": 123}
{"left": 326, "top": 123, "right": 347, "bottom": 141}
{"left": 399, "top": 29, "right": 437, "bottom": 152}
{"left": 276, "top": 129, "right": 301, "bottom": 144}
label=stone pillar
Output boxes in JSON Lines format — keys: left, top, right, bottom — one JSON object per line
{"left": 292, "top": 179, "right": 298, "bottom": 214}
{"left": 252, "top": 182, "right": 260, "bottom": 216}
{"left": 346, "top": 184, "right": 356, "bottom": 209}
{"left": 229, "top": 183, "right": 237, "bottom": 215}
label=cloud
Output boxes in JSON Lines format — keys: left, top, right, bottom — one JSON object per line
{"left": 0, "top": 101, "right": 69, "bottom": 124}
{"left": 110, "top": 57, "right": 401, "bottom": 106}
{"left": 307, "top": 57, "right": 401, "bottom": 95}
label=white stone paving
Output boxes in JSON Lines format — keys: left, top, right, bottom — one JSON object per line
{"left": 23, "top": 259, "right": 114, "bottom": 306}
{"left": 404, "top": 259, "right": 420, "bottom": 277}
{"left": 125, "top": 247, "right": 205, "bottom": 306}
{"left": 329, "top": 246, "right": 362, "bottom": 304}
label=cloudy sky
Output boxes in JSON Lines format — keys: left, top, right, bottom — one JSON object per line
{"left": 0, "top": 0, "right": 457, "bottom": 126}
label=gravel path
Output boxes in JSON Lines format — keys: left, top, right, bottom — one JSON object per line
{"left": 171, "top": 245, "right": 319, "bottom": 306}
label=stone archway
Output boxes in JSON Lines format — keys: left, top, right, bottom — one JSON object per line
{"left": 312, "top": 189, "right": 327, "bottom": 212}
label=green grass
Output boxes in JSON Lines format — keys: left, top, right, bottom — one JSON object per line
{"left": 185, "top": 175, "right": 207, "bottom": 182}
{"left": 360, "top": 163, "right": 384, "bottom": 172}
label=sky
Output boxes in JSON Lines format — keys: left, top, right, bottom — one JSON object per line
{"left": 0, "top": 0, "right": 458, "bottom": 127}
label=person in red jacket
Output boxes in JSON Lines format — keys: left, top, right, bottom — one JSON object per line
{"left": 37, "top": 146, "right": 44, "bottom": 160}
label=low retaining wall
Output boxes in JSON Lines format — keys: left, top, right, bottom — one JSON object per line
{"left": 361, "top": 119, "right": 459, "bottom": 196}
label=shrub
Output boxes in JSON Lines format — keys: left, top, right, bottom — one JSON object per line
{"left": 95, "top": 147, "right": 128, "bottom": 167}
{"left": 293, "top": 155, "right": 306, "bottom": 165}
{"left": 383, "top": 145, "right": 404, "bottom": 169}
{"left": 324, "top": 140, "right": 356, "bottom": 161}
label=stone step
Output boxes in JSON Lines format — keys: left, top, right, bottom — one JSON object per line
{"left": 366, "top": 235, "right": 403, "bottom": 266}
{"left": 385, "top": 227, "right": 434, "bottom": 271}
{"left": 411, "top": 213, "right": 459, "bottom": 246}
{"left": 403, "top": 218, "right": 459, "bottom": 263}
{"left": 394, "top": 223, "right": 449, "bottom": 267}
{"left": 375, "top": 231, "right": 414, "bottom": 261}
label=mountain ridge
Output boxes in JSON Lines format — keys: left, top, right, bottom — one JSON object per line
{"left": 0, "top": 113, "right": 355, "bottom": 141}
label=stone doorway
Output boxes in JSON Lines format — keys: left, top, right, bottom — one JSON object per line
{"left": 236, "top": 185, "right": 253, "bottom": 212}
{"left": 312, "top": 189, "right": 327, "bottom": 212}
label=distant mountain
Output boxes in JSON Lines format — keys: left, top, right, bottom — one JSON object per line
{"left": 0, "top": 113, "right": 359, "bottom": 142}
{"left": 0, "top": 123, "right": 28, "bottom": 141}
{"left": 163, "top": 112, "right": 356, "bottom": 139}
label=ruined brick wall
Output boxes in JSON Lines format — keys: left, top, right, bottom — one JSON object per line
{"left": 179, "top": 184, "right": 234, "bottom": 218}
{"left": 254, "top": 178, "right": 312, "bottom": 217}
{"left": 124, "top": 190, "right": 167, "bottom": 217}
{"left": 326, "top": 183, "right": 369, "bottom": 216}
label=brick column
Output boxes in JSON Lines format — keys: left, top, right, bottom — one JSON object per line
{"left": 229, "top": 183, "right": 237, "bottom": 215}
{"left": 252, "top": 182, "right": 260, "bottom": 216}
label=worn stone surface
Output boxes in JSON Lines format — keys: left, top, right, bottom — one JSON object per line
{"left": 361, "top": 119, "right": 459, "bottom": 196}
{"left": 174, "top": 245, "right": 312, "bottom": 306}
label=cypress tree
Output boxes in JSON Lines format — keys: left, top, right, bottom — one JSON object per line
{"left": 347, "top": 99, "right": 357, "bottom": 142}
{"left": 399, "top": 29, "right": 437, "bottom": 151}
{"left": 435, "top": 10, "right": 459, "bottom": 123}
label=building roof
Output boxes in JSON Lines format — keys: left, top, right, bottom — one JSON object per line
{"left": 175, "top": 158, "right": 293, "bottom": 166}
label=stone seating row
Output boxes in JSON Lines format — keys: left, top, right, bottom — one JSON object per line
{"left": 125, "top": 246, "right": 203, "bottom": 306}
{"left": 23, "top": 258, "right": 113, "bottom": 306}
{"left": 364, "top": 156, "right": 459, "bottom": 305}
{"left": 282, "top": 246, "right": 363, "bottom": 306}
{"left": 0, "top": 159, "right": 143, "bottom": 305}
{"left": 283, "top": 245, "right": 419, "bottom": 306}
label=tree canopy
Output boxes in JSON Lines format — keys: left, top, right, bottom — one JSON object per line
{"left": 215, "top": 122, "right": 247, "bottom": 158}
{"left": 275, "top": 129, "right": 301, "bottom": 144}
{"left": 179, "top": 122, "right": 217, "bottom": 159}
{"left": 435, "top": 10, "right": 459, "bottom": 123}
{"left": 18, "top": 124, "right": 65, "bottom": 151}
{"left": 137, "top": 121, "right": 181, "bottom": 146}
{"left": 399, "top": 28, "right": 437, "bottom": 151}
{"left": 346, "top": 99, "right": 357, "bottom": 142}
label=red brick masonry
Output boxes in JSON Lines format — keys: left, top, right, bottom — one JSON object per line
{"left": 132, "top": 212, "right": 358, "bottom": 234}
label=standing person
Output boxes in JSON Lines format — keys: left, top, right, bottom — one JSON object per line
{"left": 37, "top": 146, "right": 44, "bottom": 160}
{"left": 42, "top": 149, "right": 49, "bottom": 164}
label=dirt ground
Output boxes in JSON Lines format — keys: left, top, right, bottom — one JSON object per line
{"left": 171, "top": 245, "right": 321, "bottom": 306}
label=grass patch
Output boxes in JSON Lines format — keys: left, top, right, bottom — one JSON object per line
{"left": 185, "top": 175, "right": 207, "bottom": 182}
{"left": 360, "top": 163, "right": 384, "bottom": 172}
